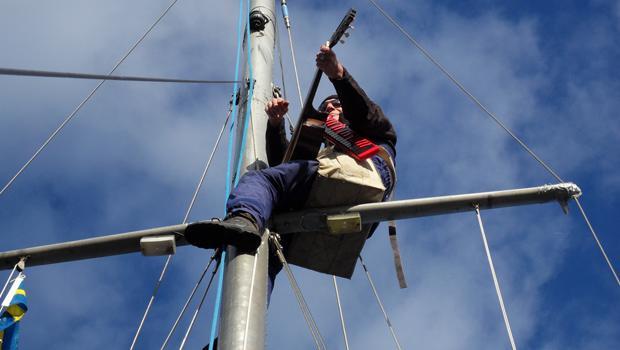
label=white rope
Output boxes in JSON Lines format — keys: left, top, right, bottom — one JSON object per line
{"left": 474, "top": 206, "right": 517, "bottom": 350}
{"left": 332, "top": 276, "right": 350, "bottom": 350}
{"left": 358, "top": 255, "right": 403, "bottom": 350}
{"left": 0, "top": 271, "right": 26, "bottom": 316}
{"left": 0, "top": 0, "right": 182, "bottom": 198}
{"left": 0, "top": 263, "right": 19, "bottom": 300}
{"left": 0, "top": 259, "right": 26, "bottom": 315}
{"left": 574, "top": 198, "right": 620, "bottom": 286}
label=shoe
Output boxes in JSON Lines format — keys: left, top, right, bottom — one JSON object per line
{"left": 185, "top": 215, "right": 262, "bottom": 252}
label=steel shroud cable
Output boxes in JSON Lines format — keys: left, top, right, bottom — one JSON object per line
{"left": 1, "top": 0, "right": 183, "bottom": 198}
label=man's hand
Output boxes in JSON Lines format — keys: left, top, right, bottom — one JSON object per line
{"left": 316, "top": 44, "right": 344, "bottom": 80}
{"left": 265, "top": 97, "right": 289, "bottom": 127}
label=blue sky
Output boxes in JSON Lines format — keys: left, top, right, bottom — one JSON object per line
{"left": 1, "top": 0, "right": 618, "bottom": 349}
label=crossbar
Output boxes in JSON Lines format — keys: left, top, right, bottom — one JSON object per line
{"left": 0, "top": 183, "right": 580, "bottom": 270}
{"left": 272, "top": 182, "right": 581, "bottom": 234}
{"left": 0, "top": 224, "right": 188, "bottom": 270}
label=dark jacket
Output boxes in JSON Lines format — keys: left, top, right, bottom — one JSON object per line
{"left": 266, "top": 69, "right": 397, "bottom": 167}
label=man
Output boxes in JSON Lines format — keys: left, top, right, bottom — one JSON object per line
{"left": 185, "top": 44, "right": 396, "bottom": 257}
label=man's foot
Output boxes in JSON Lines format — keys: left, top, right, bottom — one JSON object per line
{"left": 185, "top": 215, "right": 262, "bottom": 252}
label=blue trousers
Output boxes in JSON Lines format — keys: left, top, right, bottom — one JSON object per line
{"left": 226, "top": 160, "right": 320, "bottom": 231}
{"left": 226, "top": 160, "right": 319, "bottom": 303}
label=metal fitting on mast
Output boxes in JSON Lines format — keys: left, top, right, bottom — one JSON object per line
{"left": 250, "top": 9, "right": 269, "bottom": 32}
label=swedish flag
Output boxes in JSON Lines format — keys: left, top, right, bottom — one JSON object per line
{"left": 0, "top": 288, "right": 27, "bottom": 350}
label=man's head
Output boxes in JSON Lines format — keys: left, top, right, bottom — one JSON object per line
{"left": 318, "top": 94, "right": 343, "bottom": 121}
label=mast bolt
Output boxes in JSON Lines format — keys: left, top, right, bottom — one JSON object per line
{"left": 250, "top": 10, "right": 269, "bottom": 32}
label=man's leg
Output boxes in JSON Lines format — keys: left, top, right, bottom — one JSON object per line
{"left": 185, "top": 160, "right": 319, "bottom": 252}
{"left": 226, "top": 160, "right": 319, "bottom": 230}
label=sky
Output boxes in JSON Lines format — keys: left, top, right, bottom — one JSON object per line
{"left": 0, "top": 0, "right": 618, "bottom": 349}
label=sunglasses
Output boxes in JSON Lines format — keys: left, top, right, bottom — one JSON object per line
{"left": 318, "top": 98, "right": 341, "bottom": 112}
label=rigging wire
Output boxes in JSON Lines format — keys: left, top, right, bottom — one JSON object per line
{"left": 239, "top": 3, "right": 268, "bottom": 348}
{"left": 131, "top": 103, "right": 233, "bottom": 349}
{"left": 574, "top": 198, "right": 620, "bottom": 286}
{"left": 358, "top": 255, "right": 403, "bottom": 350}
{"left": 130, "top": 255, "right": 173, "bottom": 350}
{"left": 278, "top": 0, "right": 305, "bottom": 110}
{"left": 474, "top": 206, "right": 517, "bottom": 350}
{"left": 208, "top": 251, "right": 227, "bottom": 350}
{"left": 177, "top": 256, "right": 221, "bottom": 350}
{"left": 232, "top": 0, "right": 256, "bottom": 185}
{"left": 366, "top": 0, "right": 619, "bottom": 287}
{"left": 0, "top": 67, "right": 239, "bottom": 84}
{"left": 270, "top": 235, "right": 327, "bottom": 350}
{"left": 225, "top": 0, "right": 246, "bottom": 195}
{"left": 248, "top": 94, "right": 260, "bottom": 170}
{"left": 274, "top": 2, "right": 295, "bottom": 133}
{"left": 0, "top": 0, "right": 182, "bottom": 198}
{"left": 366, "top": 0, "right": 563, "bottom": 183}
{"left": 183, "top": 105, "right": 235, "bottom": 223}
{"left": 206, "top": 0, "right": 248, "bottom": 347}
{"left": 332, "top": 276, "right": 351, "bottom": 350}
{"left": 159, "top": 250, "right": 220, "bottom": 350}
{"left": 160, "top": 98, "right": 240, "bottom": 348}
{"left": 275, "top": 19, "right": 288, "bottom": 100}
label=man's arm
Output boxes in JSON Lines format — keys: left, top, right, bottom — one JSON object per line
{"left": 265, "top": 98, "right": 290, "bottom": 166}
{"left": 331, "top": 70, "right": 396, "bottom": 153}
{"left": 316, "top": 46, "right": 397, "bottom": 157}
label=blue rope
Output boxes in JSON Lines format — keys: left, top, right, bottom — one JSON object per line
{"left": 209, "top": 0, "right": 246, "bottom": 347}
{"left": 233, "top": 0, "right": 255, "bottom": 185}
{"left": 208, "top": 250, "right": 226, "bottom": 350}
{"left": 224, "top": 0, "right": 246, "bottom": 198}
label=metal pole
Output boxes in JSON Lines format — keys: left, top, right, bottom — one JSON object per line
{"left": 273, "top": 182, "right": 582, "bottom": 234}
{"left": 219, "top": 1, "right": 275, "bottom": 349}
{"left": 0, "top": 183, "right": 581, "bottom": 270}
{"left": 0, "top": 223, "right": 188, "bottom": 270}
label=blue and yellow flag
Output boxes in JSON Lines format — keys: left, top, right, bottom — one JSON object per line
{"left": 0, "top": 288, "right": 27, "bottom": 350}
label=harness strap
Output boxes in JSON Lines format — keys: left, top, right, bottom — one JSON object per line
{"left": 385, "top": 187, "right": 406, "bottom": 289}
{"left": 388, "top": 220, "right": 407, "bottom": 289}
